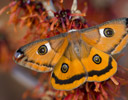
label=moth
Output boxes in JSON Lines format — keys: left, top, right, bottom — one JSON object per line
{"left": 14, "top": 18, "right": 128, "bottom": 90}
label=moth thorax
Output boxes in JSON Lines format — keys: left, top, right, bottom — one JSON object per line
{"left": 74, "top": 44, "right": 80, "bottom": 57}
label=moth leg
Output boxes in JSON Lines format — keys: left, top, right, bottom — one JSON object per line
{"left": 94, "top": 82, "right": 100, "bottom": 92}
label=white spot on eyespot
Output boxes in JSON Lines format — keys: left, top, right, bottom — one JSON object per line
{"left": 99, "top": 29, "right": 105, "bottom": 37}
{"left": 45, "top": 43, "right": 51, "bottom": 51}
{"left": 36, "top": 51, "right": 38, "bottom": 55}
{"left": 68, "top": 29, "right": 77, "bottom": 33}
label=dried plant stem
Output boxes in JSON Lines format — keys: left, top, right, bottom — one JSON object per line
{"left": 85, "top": 83, "right": 89, "bottom": 92}
{"left": 71, "top": 0, "right": 77, "bottom": 12}
{"left": 42, "top": 0, "right": 56, "bottom": 17}
{"left": 110, "top": 77, "right": 119, "bottom": 85}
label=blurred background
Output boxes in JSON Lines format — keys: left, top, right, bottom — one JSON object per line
{"left": 0, "top": 0, "right": 128, "bottom": 100}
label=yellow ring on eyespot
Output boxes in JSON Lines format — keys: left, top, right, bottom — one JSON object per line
{"left": 38, "top": 45, "right": 48, "bottom": 55}
{"left": 104, "top": 28, "right": 114, "bottom": 37}
{"left": 93, "top": 54, "right": 102, "bottom": 64}
{"left": 61, "top": 63, "right": 69, "bottom": 73}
